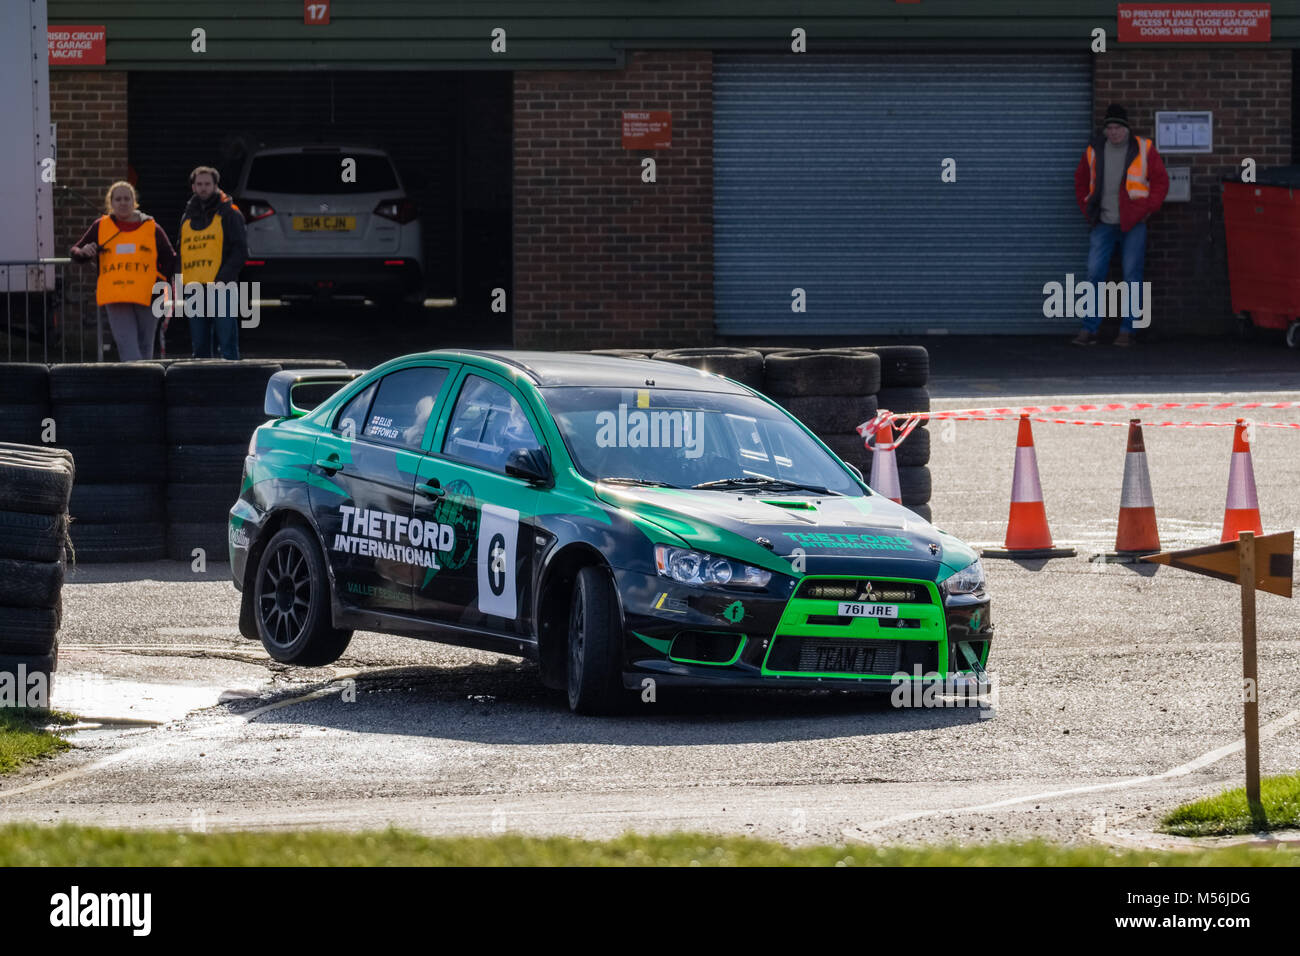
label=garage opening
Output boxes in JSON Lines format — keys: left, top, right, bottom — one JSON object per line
{"left": 126, "top": 70, "right": 512, "bottom": 357}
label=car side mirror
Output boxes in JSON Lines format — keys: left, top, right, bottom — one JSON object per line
{"left": 505, "top": 446, "right": 551, "bottom": 485}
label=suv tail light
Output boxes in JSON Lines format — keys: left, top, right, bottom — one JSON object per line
{"left": 373, "top": 199, "right": 417, "bottom": 224}
{"left": 244, "top": 200, "right": 276, "bottom": 222}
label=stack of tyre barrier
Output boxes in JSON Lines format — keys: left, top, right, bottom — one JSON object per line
{"left": 54, "top": 363, "right": 168, "bottom": 562}
{"left": 164, "top": 359, "right": 349, "bottom": 561}
{"left": 618, "top": 345, "right": 933, "bottom": 522}
{"left": 0, "top": 443, "right": 74, "bottom": 693}
{"left": 0, "top": 364, "right": 51, "bottom": 445}
{"left": 650, "top": 348, "right": 764, "bottom": 390}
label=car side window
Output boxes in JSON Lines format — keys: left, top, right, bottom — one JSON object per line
{"left": 442, "top": 375, "right": 540, "bottom": 473}
{"left": 348, "top": 367, "right": 449, "bottom": 450}
{"left": 335, "top": 382, "right": 377, "bottom": 439}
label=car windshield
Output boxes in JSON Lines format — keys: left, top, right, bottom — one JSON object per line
{"left": 539, "top": 386, "right": 865, "bottom": 497}
{"left": 245, "top": 153, "right": 400, "bottom": 194}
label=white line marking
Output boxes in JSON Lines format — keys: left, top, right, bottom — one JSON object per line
{"left": 843, "top": 709, "right": 1300, "bottom": 837}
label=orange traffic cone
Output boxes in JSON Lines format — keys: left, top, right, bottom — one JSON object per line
{"left": 1106, "top": 419, "right": 1160, "bottom": 559}
{"left": 983, "top": 414, "right": 1076, "bottom": 559}
{"left": 1221, "top": 418, "right": 1263, "bottom": 542}
{"left": 868, "top": 419, "right": 901, "bottom": 504}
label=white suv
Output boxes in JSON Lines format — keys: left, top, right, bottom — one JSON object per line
{"left": 235, "top": 145, "right": 424, "bottom": 306}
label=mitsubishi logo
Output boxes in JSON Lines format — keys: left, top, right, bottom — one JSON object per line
{"left": 857, "top": 582, "right": 877, "bottom": 602}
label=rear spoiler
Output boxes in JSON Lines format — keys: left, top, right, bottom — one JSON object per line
{"left": 265, "top": 368, "right": 365, "bottom": 419}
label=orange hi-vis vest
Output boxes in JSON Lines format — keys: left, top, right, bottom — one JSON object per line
{"left": 95, "top": 217, "right": 159, "bottom": 307}
{"left": 181, "top": 213, "right": 224, "bottom": 284}
{"left": 1084, "top": 136, "right": 1153, "bottom": 204}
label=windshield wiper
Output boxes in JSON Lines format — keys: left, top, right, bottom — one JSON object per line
{"left": 600, "top": 476, "right": 680, "bottom": 488}
{"left": 691, "top": 476, "right": 841, "bottom": 496}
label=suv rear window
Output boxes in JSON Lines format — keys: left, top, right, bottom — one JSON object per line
{"left": 244, "top": 153, "right": 400, "bottom": 194}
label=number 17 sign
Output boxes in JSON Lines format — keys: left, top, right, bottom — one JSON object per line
{"left": 305, "top": 1, "right": 330, "bottom": 25}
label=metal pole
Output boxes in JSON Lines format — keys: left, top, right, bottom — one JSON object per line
{"left": 1238, "top": 530, "right": 1263, "bottom": 824}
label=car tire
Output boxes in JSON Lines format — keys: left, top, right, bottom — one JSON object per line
{"left": 49, "top": 362, "right": 164, "bottom": 405}
{"left": 0, "top": 606, "right": 59, "bottom": 655}
{"left": 905, "top": 502, "right": 933, "bottom": 523}
{"left": 0, "top": 405, "right": 51, "bottom": 445}
{"left": 875, "top": 386, "right": 931, "bottom": 419}
{"left": 165, "top": 361, "right": 283, "bottom": 407}
{"left": 166, "top": 522, "right": 230, "bottom": 563}
{"left": 59, "top": 442, "right": 165, "bottom": 483}
{"left": 587, "top": 349, "right": 652, "bottom": 360}
{"left": 652, "top": 348, "right": 764, "bottom": 390}
{"left": 54, "top": 405, "right": 160, "bottom": 445}
{"left": 68, "top": 522, "right": 166, "bottom": 563}
{"left": 69, "top": 483, "right": 166, "bottom": 525}
{"left": 0, "top": 558, "right": 64, "bottom": 608}
{"left": 166, "top": 406, "right": 267, "bottom": 445}
{"left": 168, "top": 443, "right": 249, "bottom": 486}
{"left": 762, "top": 350, "right": 881, "bottom": 397}
{"left": 894, "top": 426, "right": 931, "bottom": 467}
{"left": 0, "top": 510, "right": 69, "bottom": 563}
{"left": 253, "top": 526, "right": 352, "bottom": 666}
{"left": 777, "top": 395, "right": 878, "bottom": 435}
{"left": 899, "top": 466, "right": 932, "bottom": 505}
{"left": 566, "top": 565, "right": 626, "bottom": 715}
{"left": 167, "top": 483, "right": 239, "bottom": 524}
{"left": 0, "top": 648, "right": 57, "bottom": 703}
{"left": 858, "top": 346, "right": 930, "bottom": 387}
{"left": 0, "top": 453, "right": 74, "bottom": 515}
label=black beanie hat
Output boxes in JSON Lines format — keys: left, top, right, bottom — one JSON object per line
{"left": 1103, "top": 104, "right": 1130, "bottom": 129}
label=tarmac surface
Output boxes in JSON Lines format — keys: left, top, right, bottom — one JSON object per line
{"left": 2, "top": 340, "right": 1299, "bottom": 846}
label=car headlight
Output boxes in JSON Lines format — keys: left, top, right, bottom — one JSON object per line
{"left": 654, "top": 545, "right": 771, "bottom": 588}
{"left": 942, "top": 558, "right": 985, "bottom": 595}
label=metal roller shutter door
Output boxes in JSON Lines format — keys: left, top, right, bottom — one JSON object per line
{"left": 714, "top": 54, "right": 1092, "bottom": 336}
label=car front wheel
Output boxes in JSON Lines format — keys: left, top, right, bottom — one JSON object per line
{"left": 566, "top": 565, "right": 626, "bottom": 715}
{"left": 254, "top": 525, "right": 353, "bottom": 665}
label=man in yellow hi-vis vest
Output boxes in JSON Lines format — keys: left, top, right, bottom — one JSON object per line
{"left": 179, "top": 165, "right": 248, "bottom": 359}
{"left": 1071, "top": 104, "right": 1169, "bottom": 347}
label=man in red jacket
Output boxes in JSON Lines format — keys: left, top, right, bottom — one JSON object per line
{"left": 1071, "top": 104, "right": 1169, "bottom": 346}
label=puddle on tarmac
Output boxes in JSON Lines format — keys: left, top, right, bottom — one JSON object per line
{"left": 51, "top": 671, "right": 265, "bottom": 727}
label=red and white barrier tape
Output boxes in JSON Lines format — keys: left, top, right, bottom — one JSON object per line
{"left": 854, "top": 409, "right": 1300, "bottom": 448}
{"left": 917, "top": 400, "right": 1300, "bottom": 420}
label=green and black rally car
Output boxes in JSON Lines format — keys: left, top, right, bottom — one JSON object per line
{"left": 231, "top": 351, "right": 991, "bottom": 713}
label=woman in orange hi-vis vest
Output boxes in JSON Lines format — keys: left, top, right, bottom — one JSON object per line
{"left": 70, "top": 181, "right": 176, "bottom": 361}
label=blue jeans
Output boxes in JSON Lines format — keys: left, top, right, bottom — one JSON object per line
{"left": 1083, "top": 222, "right": 1146, "bottom": 333}
{"left": 188, "top": 286, "right": 241, "bottom": 359}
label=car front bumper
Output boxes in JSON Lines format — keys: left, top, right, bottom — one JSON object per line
{"left": 613, "top": 567, "right": 992, "bottom": 689}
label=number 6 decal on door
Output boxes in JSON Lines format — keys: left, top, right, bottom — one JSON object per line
{"left": 477, "top": 503, "right": 519, "bottom": 619}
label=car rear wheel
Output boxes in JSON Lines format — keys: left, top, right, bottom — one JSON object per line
{"left": 254, "top": 526, "right": 352, "bottom": 665}
{"left": 566, "top": 565, "right": 626, "bottom": 715}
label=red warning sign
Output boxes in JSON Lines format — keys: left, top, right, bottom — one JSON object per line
{"left": 48, "top": 25, "right": 106, "bottom": 65}
{"left": 622, "top": 111, "right": 672, "bottom": 149}
{"left": 1118, "top": 4, "right": 1271, "bottom": 42}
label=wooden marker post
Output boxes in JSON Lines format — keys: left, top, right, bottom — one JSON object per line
{"left": 1143, "top": 530, "right": 1293, "bottom": 821}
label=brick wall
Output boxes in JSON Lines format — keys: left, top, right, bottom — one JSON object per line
{"left": 513, "top": 51, "right": 713, "bottom": 350}
{"left": 1093, "top": 50, "right": 1292, "bottom": 337}
{"left": 49, "top": 71, "right": 130, "bottom": 345}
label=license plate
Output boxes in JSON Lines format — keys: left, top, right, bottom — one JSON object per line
{"left": 815, "top": 645, "right": 876, "bottom": 673}
{"left": 837, "top": 602, "right": 899, "bottom": 618}
{"left": 292, "top": 215, "right": 355, "bottom": 232}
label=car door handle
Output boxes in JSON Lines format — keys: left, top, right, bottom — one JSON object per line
{"left": 417, "top": 480, "right": 445, "bottom": 499}
{"left": 315, "top": 453, "right": 343, "bottom": 474}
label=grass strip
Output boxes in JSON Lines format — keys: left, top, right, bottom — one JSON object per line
{"left": 0, "top": 826, "right": 1297, "bottom": 866}
{"left": 0, "top": 709, "right": 73, "bottom": 775}
{"left": 1161, "top": 771, "right": 1300, "bottom": 836}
